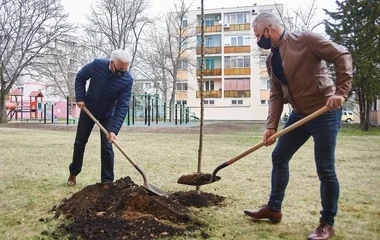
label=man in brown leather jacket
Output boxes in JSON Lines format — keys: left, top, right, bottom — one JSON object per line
{"left": 243, "top": 13, "right": 352, "bottom": 240}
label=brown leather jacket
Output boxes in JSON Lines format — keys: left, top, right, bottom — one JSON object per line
{"left": 266, "top": 31, "right": 353, "bottom": 130}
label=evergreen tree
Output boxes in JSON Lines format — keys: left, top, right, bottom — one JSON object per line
{"left": 324, "top": 0, "right": 380, "bottom": 130}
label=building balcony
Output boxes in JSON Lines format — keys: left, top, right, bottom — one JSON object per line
{"left": 196, "top": 25, "right": 222, "bottom": 33}
{"left": 224, "top": 23, "right": 251, "bottom": 32}
{"left": 224, "top": 68, "right": 251, "bottom": 75}
{"left": 196, "top": 90, "right": 222, "bottom": 98}
{"left": 196, "top": 46, "right": 222, "bottom": 55}
{"left": 196, "top": 68, "right": 222, "bottom": 76}
{"left": 224, "top": 90, "right": 251, "bottom": 98}
{"left": 224, "top": 45, "right": 251, "bottom": 53}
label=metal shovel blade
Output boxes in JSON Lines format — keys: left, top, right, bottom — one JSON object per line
{"left": 144, "top": 183, "right": 170, "bottom": 197}
{"left": 177, "top": 173, "right": 221, "bottom": 186}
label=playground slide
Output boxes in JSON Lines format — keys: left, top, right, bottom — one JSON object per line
{"left": 38, "top": 107, "right": 53, "bottom": 119}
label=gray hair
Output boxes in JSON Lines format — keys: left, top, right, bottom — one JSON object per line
{"left": 110, "top": 49, "right": 131, "bottom": 63}
{"left": 252, "top": 12, "right": 282, "bottom": 30}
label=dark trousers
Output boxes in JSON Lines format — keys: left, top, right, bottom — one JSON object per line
{"left": 268, "top": 108, "right": 342, "bottom": 226}
{"left": 69, "top": 110, "right": 115, "bottom": 182}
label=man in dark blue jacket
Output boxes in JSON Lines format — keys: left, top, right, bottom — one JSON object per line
{"left": 67, "top": 49, "right": 134, "bottom": 186}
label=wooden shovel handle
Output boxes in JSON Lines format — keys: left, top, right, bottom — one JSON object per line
{"left": 226, "top": 106, "right": 330, "bottom": 165}
{"left": 81, "top": 106, "right": 137, "bottom": 166}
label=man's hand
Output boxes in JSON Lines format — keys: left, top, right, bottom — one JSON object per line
{"left": 326, "top": 95, "right": 345, "bottom": 110}
{"left": 107, "top": 132, "right": 116, "bottom": 143}
{"left": 77, "top": 101, "right": 85, "bottom": 109}
{"left": 263, "top": 128, "right": 277, "bottom": 146}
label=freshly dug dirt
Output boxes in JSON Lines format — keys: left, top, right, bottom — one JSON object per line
{"left": 53, "top": 177, "right": 225, "bottom": 239}
{"left": 177, "top": 173, "right": 221, "bottom": 186}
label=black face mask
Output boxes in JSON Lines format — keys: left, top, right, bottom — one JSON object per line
{"left": 257, "top": 26, "right": 272, "bottom": 49}
{"left": 111, "top": 62, "right": 126, "bottom": 76}
{"left": 257, "top": 34, "right": 271, "bottom": 49}
{"left": 113, "top": 69, "right": 126, "bottom": 77}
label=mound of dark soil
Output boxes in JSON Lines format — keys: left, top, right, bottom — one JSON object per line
{"left": 169, "top": 191, "right": 225, "bottom": 208}
{"left": 53, "top": 177, "right": 225, "bottom": 239}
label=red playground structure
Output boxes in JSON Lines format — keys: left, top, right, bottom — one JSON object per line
{"left": 6, "top": 89, "right": 44, "bottom": 121}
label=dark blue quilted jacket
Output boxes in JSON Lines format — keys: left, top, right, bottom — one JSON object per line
{"left": 75, "top": 59, "right": 133, "bottom": 135}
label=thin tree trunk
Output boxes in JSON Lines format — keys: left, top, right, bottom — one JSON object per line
{"left": 0, "top": 66, "right": 7, "bottom": 123}
{"left": 364, "top": 99, "right": 370, "bottom": 131}
{"left": 196, "top": 0, "right": 205, "bottom": 192}
{"left": 0, "top": 89, "right": 7, "bottom": 123}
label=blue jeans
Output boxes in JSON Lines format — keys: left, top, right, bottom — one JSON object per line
{"left": 267, "top": 108, "right": 342, "bottom": 226}
{"left": 69, "top": 110, "right": 115, "bottom": 182}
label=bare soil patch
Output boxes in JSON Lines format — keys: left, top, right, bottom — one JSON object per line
{"left": 51, "top": 177, "right": 225, "bottom": 239}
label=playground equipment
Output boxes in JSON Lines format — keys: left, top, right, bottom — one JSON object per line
{"left": 177, "top": 106, "right": 330, "bottom": 186}
{"left": 6, "top": 90, "right": 196, "bottom": 126}
{"left": 6, "top": 89, "right": 45, "bottom": 121}
{"left": 82, "top": 106, "right": 168, "bottom": 197}
{"left": 127, "top": 93, "right": 192, "bottom": 126}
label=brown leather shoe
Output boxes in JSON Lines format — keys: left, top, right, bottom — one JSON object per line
{"left": 67, "top": 175, "right": 76, "bottom": 186}
{"left": 244, "top": 205, "right": 282, "bottom": 223}
{"left": 308, "top": 223, "right": 335, "bottom": 240}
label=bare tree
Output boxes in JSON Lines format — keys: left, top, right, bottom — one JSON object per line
{"left": 274, "top": 0, "right": 323, "bottom": 32}
{"left": 165, "top": 0, "right": 195, "bottom": 120}
{"left": 82, "top": 0, "right": 153, "bottom": 70}
{"left": 135, "top": 0, "right": 195, "bottom": 120}
{"left": 76, "top": 31, "right": 109, "bottom": 66}
{"left": 0, "top": 0, "right": 72, "bottom": 123}
{"left": 135, "top": 30, "right": 172, "bottom": 104}
{"left": 196, "top": 0, "right": 205, "bottom": 192}
{"left": 33, "top": 36, "right": 80, "bottom": 100}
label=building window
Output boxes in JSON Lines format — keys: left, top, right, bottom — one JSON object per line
{"left": 261, "top": 100, "right": 269, "bottom": 105}
{"left": 68, "top": 41, "right": 76, "bottom": 49}
{"left": 225, "top": 36, "right": 250, "bottom": 46}
{"left": 225, "top": 56, "right": 250, "bottom": 68}
{"left": 225, "top": 78, "right": 250, "bottom": 90}
{"left": 17, "top": 86, "right": 24, "bottom": 94}
{"left": 260, "top": 9, "right": 273, "bottom": 13}
{"left": 182, "top": 19, "right": 188, "bottom": 28}
{"left": 181, "top": 15, "right": 188, "bottom": 28}
{"left": 204, "top": 100, "right": 215, "bottom": 105}
{"left": 224, "top": 12, "right": 249, "bottom": 24}
{"left": 178, "top": 59, "right": 188, "bottom": 70}
{"left": 260, "top": 78, "right": 270, "bottom": 89}
{"left": 69, "top": 58, "right": 76, "bottom": 66}
{"left": 205, "top": 37, "right": 214, "bottom": 47}
{"left": 232, "top": 36, "right": 250, "bottom": 46}
{"left": 198, "top": 35, "right": 221, "bottom": 47}
{"left": 224, "top": 78, "right": 250, "bottom": 98}
{"left": 231, "top": 100, "right": 243, "bottom": 105}
{"left": 204, "top": 80, "right": 214, "bottom": 91}
{"left": 176, "top": 82, "right": 188, "bottom": 91}
{"left": 205, "top": 19, "right": 214, "bottom": 26}
{"left": 176, "top": 100, "right": 187, "bottom": 105}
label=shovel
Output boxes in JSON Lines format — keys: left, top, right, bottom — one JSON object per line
{"left": 177, "top": 106, "right": 330, "bottom": 186}
{"left": 82, "top": 106, "right": 169, "bottom": 197}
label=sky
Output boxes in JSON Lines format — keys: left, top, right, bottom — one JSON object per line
{"left": 61, "top": 0, "right": 338, "bottom": 33}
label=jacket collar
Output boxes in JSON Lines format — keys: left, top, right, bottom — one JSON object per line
{"left": 272, "top": 30, "right": 287, "bottom": 48}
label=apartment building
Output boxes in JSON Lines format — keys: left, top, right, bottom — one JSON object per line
{"left": 176, "top": 4, "right": 283, "bottom": 120}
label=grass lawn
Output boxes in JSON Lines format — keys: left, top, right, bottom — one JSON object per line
{"left": 0, "top": 123, "right": 379, "bottom": 240}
